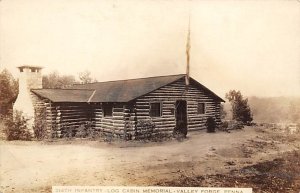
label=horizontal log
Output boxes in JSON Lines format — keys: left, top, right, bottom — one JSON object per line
{"left": 151, "top": 117, "right": 176, "bottom": 122}
{"left": 113, "top": 107, "right": 124, "bottom": 111}
{"left": 153, "top": 119, "right": 176, "bottom": 125}
{"left": 162, "top": 112, "right": 175, "bottom": 116}
{"left": 187, "top": 118, "right": 206, "bottom": 122}
{"left": 101, "top": 119, "right": 114, "bottom": 123}
{"left": 111, "top": 115, "right": 123, "bottom": 118}
{"left": 136, "top": 113, "right": 150, "bottom": 116}
{"left": 59, "top": 123, "right": 89, "bottom": 128}
{"left": 98, "top": 122, "right": 113, "bottom": 127}
{"left": 99, "top": 119, "right": 124, "bottom": 124}
{"left": 112, "top": 112, "right": 124, "bottom": 116}
{"left": 58, "top": 105, "right": 94, "bottom": 108}
{"left": 60, "top": 114, "right": 91, "bottom": 119}
{"left": 135, "top": 104, "right": 150, "bottom": 108}
{"left": 188, "top": 122, "right": 206, "bottom": 127}
{"left": 136, "top": 109, "right": 149, "bottom": 113}
{"left": 113, "top": 122, "right": 125, "bottom": 127}
{"left": 60, "top": 118, "right": 89, "bottom": 123}
{"left": 154, "top": 123, "right": 176, "bottom": 128}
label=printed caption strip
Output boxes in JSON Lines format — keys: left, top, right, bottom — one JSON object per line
{"left": 52, "top": 186, "right": 252, "bottom": 193}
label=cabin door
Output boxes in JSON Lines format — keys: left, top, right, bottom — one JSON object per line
{"left": 175, "top": 100, "right": 188, "bottom": 136}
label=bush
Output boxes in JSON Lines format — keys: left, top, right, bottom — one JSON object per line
{"left": 85, "top": 121, "right": 95, "bottom": 138}
{"left": 222, "top": 121, "right": 229, "bottom": 129}
{"left": 135, "top": 119, "right": 155, "bottom": 139}
{"left": 75, "top": 124, "right": 87, "bottom": 138}
{"left": 33, "top": 108, "right": 47, "bottom": 140}
{"left": 3, "top": 111, "right": 32, "bottom": 140}
{"left": 75, "top": 121, "right": 95, "bottom": 138}
{"left": 206, "top": 117, "right": 216, "bottom": 133}
{"left": 50, "top": 124, "right": 59, "bottom": 138}
{"left": 228, "top": 121, "right": 244, "bottom": 130}
{"left": 61, "top": 124, "right": 75, "bottom": 139}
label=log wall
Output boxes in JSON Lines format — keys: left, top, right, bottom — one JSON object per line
{"left": 131, "top": 78, "right": 222, "bottom": 135}
{"left": 30, "top": 92, "right": 50, "bottom": 136}
{"left": 93, "top": 103, "right": 126, "bottom": 138}
{"left": 41, "top": 102, "right": 95, "bottom": 137}
{"left": 35, "top": 101, "right": 128, "bottom": 138}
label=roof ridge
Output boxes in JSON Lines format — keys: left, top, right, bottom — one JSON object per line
{"left": 73, "top": 74, "right": 186, "bottom": 86}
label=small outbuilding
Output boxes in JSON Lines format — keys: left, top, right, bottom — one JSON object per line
{"left": 14, "top": 65, "right": 225, "bottom": 139}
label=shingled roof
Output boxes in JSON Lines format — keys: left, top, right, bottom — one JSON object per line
{"left": 32, "top": 74, "right": 224, "bottom": 103}
{"left": 31, "top": 89, "right": 95, "bottom": 102}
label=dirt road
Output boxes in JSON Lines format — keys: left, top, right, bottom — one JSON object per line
{"left": 1, "top": 127, "right": 299, "bottom": 193}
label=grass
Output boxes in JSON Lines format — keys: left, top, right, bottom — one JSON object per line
{"left": 157, "top": 150, "right": 300, "bottom": 193}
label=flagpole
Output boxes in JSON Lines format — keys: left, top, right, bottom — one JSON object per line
{"left": 185, "top": 11, "right": 191, "bottom": 90}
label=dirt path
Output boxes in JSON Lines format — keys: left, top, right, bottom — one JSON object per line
{"left": 1, "top": 127, "right": 299, "bottom": 193}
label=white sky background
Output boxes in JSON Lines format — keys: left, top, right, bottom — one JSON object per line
{"left": 0, "top": 0, "right": 300, "bottom": 98}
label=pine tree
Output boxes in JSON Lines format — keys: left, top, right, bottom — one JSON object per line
{"left": 225, "top": 90, "right": 253, "bottom": 125}
{"left": 0, "top": 69, "right": 18, "bottom": 115}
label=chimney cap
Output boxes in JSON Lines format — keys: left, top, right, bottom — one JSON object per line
{"left": 17, "top": 65, "right": 43, "bottom": 69}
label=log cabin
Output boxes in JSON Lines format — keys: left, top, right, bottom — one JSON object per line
{"left": 13, "top": 65, "right": 224, "bottom": 139}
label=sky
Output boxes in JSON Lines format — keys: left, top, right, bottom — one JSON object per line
{"left": 1, "top": 0, "right": 300, "bottom": 98}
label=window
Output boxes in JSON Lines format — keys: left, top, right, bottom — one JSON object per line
{"left": 197, "top": 103, "right": 205, "bottom": 114}
{"left": 103, "top": 103, "right": 113, "bottom": 117}
{"left": 150, "top": 102, "right": 161, "bottom": 117}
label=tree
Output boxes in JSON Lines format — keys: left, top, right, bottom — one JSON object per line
{"left": 0, "top": 69, "right": 18, "bottom": 115}
{"left": 220, "top": 104, "right": 227, "bottom": 119}
{"left": 4, "top": 110, "right": 32, "bottom": 140}
{"left": 78, "top": 70, "right": 97, "bottom": 84}
{"left": 225, "top": 90, "right": 253, "bottom": 125}
{"left": 42, "top": 71, "right": 76, "bottom": 89}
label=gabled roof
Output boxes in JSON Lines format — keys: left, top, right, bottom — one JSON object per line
{"left": 32, "top": 74, "right": 225, "bottom": 103}
{"left": 71, "top": 74, "right": 187, "bottom": 102}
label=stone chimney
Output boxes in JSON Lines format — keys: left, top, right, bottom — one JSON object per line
{"left": 13, "top": 65, "right": 43, "bottom": 134}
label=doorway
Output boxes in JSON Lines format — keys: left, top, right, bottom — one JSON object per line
{"left": 175, "top": 100, "right": 187, "bottom": 136}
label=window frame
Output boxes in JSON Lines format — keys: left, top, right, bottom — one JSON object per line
{"left": 197, "top": 102, "right": 206, "bottom": 114}
{"left": 149, "top": 102, "right": 162, "bottom": 117}
{"left": 103, "top": 103, "right": 113, "bottom": 117}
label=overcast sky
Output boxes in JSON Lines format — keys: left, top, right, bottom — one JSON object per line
{"left": 1, "top": 0, "right": 300, "bottom": 98}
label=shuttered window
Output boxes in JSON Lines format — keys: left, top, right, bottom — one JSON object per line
{"left": 150, "top": 102, "right": 162, "bottom": 117}
{"left": 197, "top": 103, "right": 205, "bottom": 114}
{"left": 103, "top": 103, "right": 113, "bottom": 117}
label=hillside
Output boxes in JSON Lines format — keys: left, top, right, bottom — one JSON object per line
{"left": 223, "top": 96, "right": 300, "bottom": 124}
